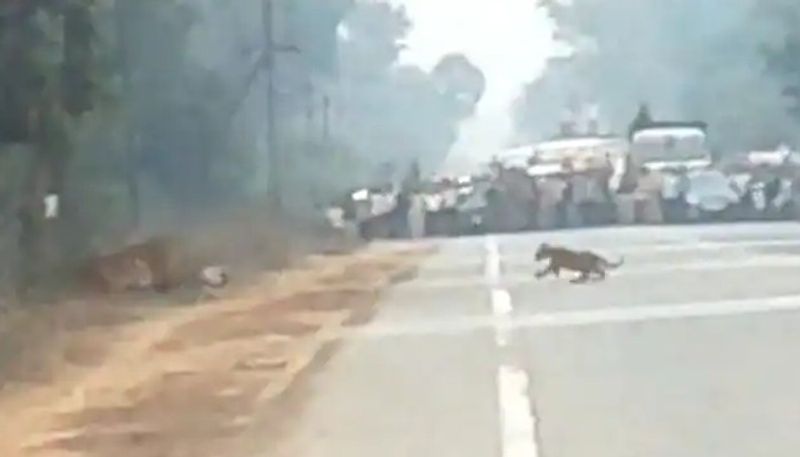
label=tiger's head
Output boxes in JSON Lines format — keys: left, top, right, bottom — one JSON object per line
{"left": 535, "top": 243, "right": 553, "bottom": 261}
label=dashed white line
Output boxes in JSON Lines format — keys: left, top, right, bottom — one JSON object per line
{"left": 486, "top": 236, "right": 540, "bottom": 457}
{"left": 497, "top": 365, "right": 539, "bottom": 457}
{"left": 492, "top": 288, "right": 512, "bottom": 348}
{"left": 485, "top": 236, "right": 501, "bottom": 286}
{"left": 491, "top": 288, "right": 513, "bottom": 315}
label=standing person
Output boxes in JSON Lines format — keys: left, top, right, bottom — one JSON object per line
{"left": 618, "top": 154, "right": 638, "bottom": 194}
{"left": 636, "top": 166, "right": 664, "bottom": 223}
{"left": 537, "top": 176, "right": 563, "bottom": 230}
{"left": 390, "top": 191, "right": 411, "bottom": 238}
{"left": 764, "top": 175, "right": 781, "bottom": 218}
{"left": 558, "top": 159, "right": 574, "bottom": 228}
{"left": 790, "top": 173, "right": 800, "bottom": 221}
{"left": 599, "top": 156, "right": 618, "bottom": 225}
{"left": 568, "top": 170, "right": 589, "bottom": 227}
{"left": 675, "top": 168, "right": 691, "bottom": 222}
{"left": 528, "top": 177, "right": 540, "bottom": 230}
{"left": 423, "top": 191, "right": 442, "bottom": 236}
{"left": 441, "top": 182, "right": 459, "bottom": 236}
{"left": 484, "top": 185, "right": 500, "bottom": 233}
{"left": 400, "top": 161, "right": 423, "bottom": 238}
{"left": 557, "top": 174, "right": 571, "bottom": 228}
{"left": 340, "top": 192, "right": 356, "bottom": 222}
{"left": 408, "top": 191, "right": 426, "bottom": 239}
{"left": 661, "top": 171, "right": 680, "bottom": 223}
{"left": 584, "top": 168, "right": 608, "bottom": 226}
{"left": 615, "top": 154, "right": 639, "bottom": 224}
{"left": 599, "top": 153, "right": 615, "bottom": 202}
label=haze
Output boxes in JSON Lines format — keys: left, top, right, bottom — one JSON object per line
{"left": 396, "top": 0, "right": 556, "bottom": 174}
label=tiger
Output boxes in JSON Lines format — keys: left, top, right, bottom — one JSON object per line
{"left": 82, "top": 236, "right": 230, "bottom": 295}
{"left": 535, "top": 243, "right": 624, "bottom": 283}
{"left": 82, "top": 237, "right": 175, "bottom": 294}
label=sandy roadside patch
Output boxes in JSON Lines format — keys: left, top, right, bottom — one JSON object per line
{"left": 0, "top": 242, "right": 434, "bottom": 457}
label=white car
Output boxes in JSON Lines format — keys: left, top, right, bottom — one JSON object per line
{"left": 685, "top": 170, "right": 739, "bottom": 214}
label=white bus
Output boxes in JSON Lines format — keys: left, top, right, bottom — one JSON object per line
{"left": 630, "top": 125, "right": 712, "bottom": 171}
{"left": 527, "top": 136, "right": 628, "bottom": 191}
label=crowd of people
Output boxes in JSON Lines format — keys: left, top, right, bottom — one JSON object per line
{"left": 485, "top": 157, "right": 619, "bottom": 232}
{"left": 326, "top": 157, "right": 800, "bottom": 241}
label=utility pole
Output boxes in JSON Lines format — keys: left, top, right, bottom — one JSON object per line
{"left": 261, "top": 0, "right": 300, "bottom": 213}
{"left": 322, "top": 94, "right": 331, "bottom": 143}
{"left": 262, "top": 0, "right": 280, "bottom": 211}
{"left": 304, "top": 81, "right": 315, "bottom": 142}
{"left": 114, "top": 0, "right": 140, "bottom": 231}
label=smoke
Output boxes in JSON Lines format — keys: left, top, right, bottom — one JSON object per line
{"left": 398, "top": 0, "right": 556, "bottom": 174}
{"left": 184, "top": 0, "right": 485, "bottom": 191}
{"left": 516, "top": 0, "right": 799, "bottom": 152}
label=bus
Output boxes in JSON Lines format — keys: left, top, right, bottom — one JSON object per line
{"left": 630, "top": 122, "right": 711, "bottom": 171}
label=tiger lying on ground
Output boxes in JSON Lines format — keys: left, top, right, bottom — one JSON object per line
{"left": 535, "top": 243, "right": 624, "bottom": 283}
{"left": 82, "top": 237, "right": 174, "bottom": 294}
{"left": 82, "top": 236, "right": 228, "bottom": 295}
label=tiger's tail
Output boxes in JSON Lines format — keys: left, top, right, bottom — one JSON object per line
{"left": 603, "top": 256, "right": 624, "bottom": 270}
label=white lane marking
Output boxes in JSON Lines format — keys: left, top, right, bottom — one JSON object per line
{"left": 497, "top": 365, "right": 539, "bottom": 457}
{"left": 525, "top": 293, "right": 800, "bottom": 329}
{"left": 351, "top": 293, "right": 800, "bottom": 338}
{"left": 421, "top": 237, "right": 800, "bottom": 277}
{"left": 485, "top": 236, "right": 501, "bottom": 286}
{"left": 590, "top": 255, "right": 800, "bottom": 273}
{"left": 497, "top": 238, "right": 800, "bottom": 259}
{"left": 486, "top": 237, "right": 540, "bottom": 457}
{"left": 492, "top": 289, "right": 513, "bottom": 315}
{"left": 492, "top": 288, "right": 512, "bottom": 347}
{"left": 399, "top": 255, "right": 800, "bottom": 291}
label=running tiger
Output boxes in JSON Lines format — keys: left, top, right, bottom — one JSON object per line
{"left": 535, "top": 243, "right": 624, "bottom": 283}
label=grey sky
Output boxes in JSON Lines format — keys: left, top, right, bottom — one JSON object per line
{"left": 393, "top": 0, "right": 557, "bottom": 174}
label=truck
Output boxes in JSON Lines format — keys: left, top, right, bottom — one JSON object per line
{"left": 629, "top": 121, "right": 711, "bottom": 171}
{"left": 629, "top": 121, "right": 739, "bottom": 221}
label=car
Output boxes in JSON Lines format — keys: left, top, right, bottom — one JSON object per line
{"left": 684, "top": 169, "right": 740, "bottom": 220}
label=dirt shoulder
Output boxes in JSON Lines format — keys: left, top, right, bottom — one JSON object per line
{"left": 0, "top": 242, "right": 433, "bottom": 457}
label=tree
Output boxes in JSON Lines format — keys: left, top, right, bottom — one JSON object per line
{"left": 118, "top": 1, "right": 240, "bottom": 213}
{"left": 762, "top": 1, "right": 800, "bottom": 119}
{"left": 338, "top": 1, "right": 411, "bottom": 80}
{"left": 337, "top": 2, "right": 485, "bottom": 177}
{"left": 432, "top": 53, "right": 487, "bottom": 117}
{"left": 283, "top": 0, "right": 353, "bottom": 77}
{"left": 0, "top": 0, "right": 97, "bottom": 294}
{"left": 515, "top": 0, "right": 799, "bottom": 151}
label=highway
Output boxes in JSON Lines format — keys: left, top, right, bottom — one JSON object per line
{"left": 261, "top": 222, "right": 800, "bottom": 457}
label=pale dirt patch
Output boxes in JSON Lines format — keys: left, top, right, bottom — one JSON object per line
{"left": 0, "top": 242, "right": 434, "bottom": 457}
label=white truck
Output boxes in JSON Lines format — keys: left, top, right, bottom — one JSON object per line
{"left": 630, "top": 123, "right": 739, "bottom": 220}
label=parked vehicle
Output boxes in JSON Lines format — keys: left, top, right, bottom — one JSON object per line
{"left": 629, "top": 122, "right": 743, "bottom": 221}
{"left": 630, "top": 122, "right": 711, "bottom": 172}
{"left": 684, "top": 169, "right": 740, "bottom": 220}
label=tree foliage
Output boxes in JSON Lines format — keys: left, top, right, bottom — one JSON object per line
{"left": 0, "top": 1, "right": 96, "bottom": 143}
{"left": 516, "top": 0, "right": 798, "bottom": 151}
{"left": 0, "top": 0, "right": 99, "bottom": 292}
{"left": 761, "top": 0, "right": 800, "bottom": 119}
{"left": 432, "top": 53, "right": 487, "bottom": 116}
{"left": 337, "top": 2, "right": 484, "bottom": 178}
{"left": 0, "top": 0, "right": 486, "bottom": 294}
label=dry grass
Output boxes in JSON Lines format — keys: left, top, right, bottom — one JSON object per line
{"left": 0, "top": 242, "right": 434, "bottom": 457}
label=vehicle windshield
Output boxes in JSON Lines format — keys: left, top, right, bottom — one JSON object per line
{"left": 4, "top": 2, "right": 800, "bottom": 457}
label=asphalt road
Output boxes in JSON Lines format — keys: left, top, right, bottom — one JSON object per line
{"left": 263, "top": 222, "right": 800, "bottom": 457}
